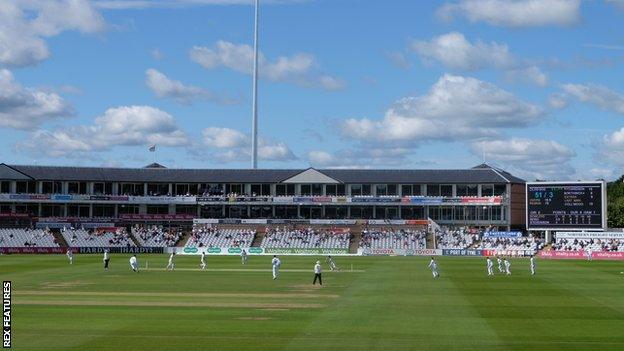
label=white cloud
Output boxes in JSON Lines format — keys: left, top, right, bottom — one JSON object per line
{"left": 597, "top": 127, "right": 624, "bottom": 167}
{"left": 145, "top": 69, "right": 238, "bottom": 105}
{"left": 18, "top": 106, "right": 189, "bottom": 157}
{"left": 189, "top": 41, "right": 345, "bottom": 90}
{"left": 471, "top": 137, "right": 576, "bottom": 180}
{"left": 0, "top": 69, "right": 73, "bottom": 130}
{"left": 94, "top": 0, "right": 308, "bottom": 10}
{"left": 437, "top": 0, "right": 581, "bottom": 27}
{"left": 505, "top": 66, "right": 548, "bottom": 87}
{"left": 341, "top": 74, "right": 543, "bottom": 143}
{"left": 150, "top": 49, "right": 164, "bottom": 60}
{"left": 548, "top": 93, "right": 569, "bottom": 109}
{"left": 409, "top": 32, "right": 548, "bottom": 86}
{"left": 410, "top": 32, "right": 514, "bottom": 70}
{"left": 561, "top": 83, "right": 624, "bottom": 114}
{"left": 0, "top": 0, "right": 105, "bottom": 67}
{"left": 201, "top": 126, "right": 296, "bottom": 162}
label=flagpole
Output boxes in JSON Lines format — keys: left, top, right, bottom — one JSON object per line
{"left": 251, "top": 0, "right": 259, "bottom": 169}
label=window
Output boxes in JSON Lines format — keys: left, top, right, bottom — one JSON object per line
{"left": 41, "top": 181, "right": 53, "bottom": 194}
{"left": 427, "top": 185, "right": 440, "bottom": 196}
{"left": 147, "top": 183, "right": 169, "bottom": 196}
{"left": 456, "top": 184, "right": 478, "bottom": 197}
{"left": 440, "top": 184, "right": 453, "bottom": 197}
{"left": 376, "top": 184, "right": 387, "bottom": 196}
{"left": 326, "top": 184, "right": 337, "bottom": 196}
{"left": 0, "top": 181, "right": 10, "bottom": 193}
{"left": 312, "top": 184, "right": 322, "bottom": 196}
{"left": 121, "top": 183, "right": 144, "bottom": 196}
{"left": 146, "top": 205, "right": 169, "bottom": 215}
{"left": 16, "top": 181, "right": 36, "bottom": 194}
{"left": 68, "top": 182, "right": 79, "bottom": 194}
{"left": 494, "top": 184, "right": 507, "bottom": 196}
{"left": 481, "top": 184, "right": 494, "bottom": 197}
{"left": 225, "top": 184, "right": 243, "bottom": 195}
{"left": 401, "top": 185, "right": 412, "bottom": 196}
{"left": 362, "top": 184, "right": 371, "bottom": 195}
{"left": 300, "top": 184, "right": 312, "bottom": 196}
{"left": 276, "top": 184, "right": 295, "bottom": 196}
{"left": 93, "top": 205, "right": 115, "bottom": 217}
{"left": 350, "top": 184, "right": 362, "bottom": 196}
{"left": 118, "top": 204, "right": 139, "bottom": 215}
{"left": 250, "top": 184, "right": 270, "bottom": 196}
{"left": 176, "top": 205, "right": 197, "bottom": 215}
{"left": 387, "top": 184, "right": 397, "bottom": 196}
{"left": 67, "top": 205, "right": 90, "bottom": 217}
{"left": 175, "top": 184, "right": 190, "bottom": 196}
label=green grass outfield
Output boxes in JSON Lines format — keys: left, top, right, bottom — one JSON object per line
{"left": 2, "top": 254, "right": 624, "bottom": 351}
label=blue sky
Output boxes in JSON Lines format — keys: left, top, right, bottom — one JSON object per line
{"left": 2, "top": 0, "right": 624, "bottom": 180}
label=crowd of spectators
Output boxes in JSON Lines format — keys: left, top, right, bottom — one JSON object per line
{"left": 0, "top": 228, "right": 59, "bottom": 247}
{"left": 359, "top": 227, "right": 426, "bottom": 250}
{"left": 552, "top": 237, "right": 624, "bottom": 252}
{"left": 434, "top": 227, "right": 480, "bottom": 249}
{"left": 61, "top": 227, "right": 135, "bottom": 247}
{"left": 186, "top": 224, "right": 255, "bottom": 248}
{"left": 261, "top": 226, "right": 350, "bottom": 249}
{"left": 131, "top": 225, "right": 183, "bottom": 247}
{"left": 478, "top": 235, "right": 544, "bottom": 252}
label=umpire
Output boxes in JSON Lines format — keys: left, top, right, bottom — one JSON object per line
{"left": 313, "top": 260, "right": 323, "bottom": 285}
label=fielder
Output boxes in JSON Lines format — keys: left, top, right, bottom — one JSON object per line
{"left": 586, "top": 248, "right": 593, "bottom": 261}
{"left": 271, "top": 255, "right": 281, "bottom": 280}
{"left": 103, "top": 249, "right": 110, "bottom": 271}
{"left": 241, "top": 249, "right": 248, "bottom": 265}
{"left": 497, "top": 256, "right": 504, "bottom": 273}
{"left": 166, "top": 252, "right": 176, "bottom": 270}
{"left": 200, "top": 251, "right": 206, "bottom": 270}
{"left": 129, "top": 255, "right": 139, "bottom": 272}
{"left": 504, "top": 258, "right": 512, "bottom": 275}
{"left": 66, "top": 248, "right": 74, "bottom": 265}
{"left": 530, "top": 255, "right": 536, "bottom": 275}
{"left": 486, "top": 257, "right": 494, "bottom": 276}
{"left": 428, "top": 257, "right": 439, "bottom": 278}
{"left": 313, "top": 260, "right": 323, "bottom": 285}
{"left": 326, "top": 255, "right": 338, "bottom": 271}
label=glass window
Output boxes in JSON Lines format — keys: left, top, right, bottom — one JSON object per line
{"left": 387, "top": 184, "right": 397, "bottom": 196}
{"left": 300, "top": 184, "right": 312, "bottom": 196}
{"left": 362, "top": 184, "right": 371, "bottom": 196}
{"left": 481, "top": 184, "right": 494, "bottom": 196}
{"left": 312, "top": 184, "right": 322, "bottom": 196}
{"left": 401, "top": 185, "right": 412, "bottom": 196}
{"left": 440, "top": 185, "right": 453, "bottom": 197}
{"left": 41, "top": 181, "right": 53, "bottom": 194}
{"left": 0, "top": 181, "right": 10, "bottom": 193}
{"left": 427, "top": 185, "right": 440, "bottom": 196}
{"left": 376, "top": 184, "right": 387, "bottom": 196}
{"left": 494, "top": 184, "right": 507, "bottom": 196}
{"left": 68, "top": 182, "right": 79, "bottom": 194}
{"left": 226, "top": 184, "right": 243, "bottom": 195}
{"left": 326, "top": 184, "right": 337, "bottom": 196}
{"left": 456, "top": 185, "right": 467, "bottom": 196}
{"left": 350, "top": 184, "right": 362, "bottom": 196}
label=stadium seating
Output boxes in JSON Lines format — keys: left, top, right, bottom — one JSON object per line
{"left": 434, "top": 227, "right": 479, "bottom": 249}
{"left": 359, "top": 228, "right": 426, "bottom": 250}
{"left": 0, "top": 228, "right": 59, "bottom": 247}
{"left": 186, "top": 225, "right": 255, "bottom": 248}
{"left": 478, "top": 236, "right": 544, "bottom": 252}
{"left": 262, "top": 227, "right": 350, "bottom": 249}
{"left": 552, "top": 238, "right": 624, "bottom": 252}
{"left": 131, "top": 225, "right": 183, "bottom": 247}
{"left": 61, "top": 228, "right": 136, "bottom": 247}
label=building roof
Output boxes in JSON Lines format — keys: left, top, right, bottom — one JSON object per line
{"left": 0, "top": 163, "right": 525, "bottom": 184}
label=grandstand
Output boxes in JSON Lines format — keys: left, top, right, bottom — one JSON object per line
{"left": 185, "top": 225, "right": 255, "bottom": 248}
{"left": 359, "top": 227, "right": 426, "bottom": 250}
{"left": 131, "top": 225, "right": 183, "bottom": 247}
{"left": 434, "top": 227, "right": 479, "bottom": 249}
{"left": 478, "top": 235, "right": 544, "bottom": 252}
{"left": 261, "top": 226, "right": 350, "bottom": 249}
{"left": 0, "top": 228, "right": 58, "bottom": 247}
{"left": 61, "top": 227, "right": 135, "bottom": 247}
{"left": 553, "top": 237, "right": 624, "bottom": 252}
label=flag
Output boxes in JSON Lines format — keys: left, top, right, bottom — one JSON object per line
{"left": 148, "top": 144, "right": 156, "bottom": 152}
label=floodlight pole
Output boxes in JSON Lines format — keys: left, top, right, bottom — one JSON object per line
{"left": 251, "top": 0, "right": 260, "bottom": 169}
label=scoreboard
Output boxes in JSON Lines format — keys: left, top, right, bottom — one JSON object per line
{"left": 526, "top": 181, "right": 606, "bottom": 230}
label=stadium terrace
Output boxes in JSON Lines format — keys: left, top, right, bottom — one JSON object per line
{"left": 0, "top": 163, "right": 525, "bottom": 229}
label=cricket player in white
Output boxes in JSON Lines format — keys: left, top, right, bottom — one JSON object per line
{"left": 167, "top": 252, "right": 176, "bottom": 270}
{"left": 313, "top": 261, "right": 323, "bottom": 285}
{"left": 326, "top": 255, "right": 338, "bottom": 271}
{"left": 486, "top": 257, "right": 494, "bottom": 276}
{"left": 586, "top": 248, "right": 593, "bottom": 261}
{"left": 66, "top": 249, "right": 73, "bottom": 265}
{"left": 103, "top": 249, "right": 110, "bottom": 271}
{"left": 530, "top": 256, "right": 536, "bottom": 275}
{"left": 428, "top": 257, "right": 439, "bottom": 278}
{"left": 497, "top": 257, "right": 504, "bottom": 273}
{"left": 241, "top": 249, "right": 248, "bottom": 265}
{"left": 129, "top": 255, "right": 139, "bottom": 272}
{"left": 200, "top": 251, "right": 206, "bottom": 270}
{"left": 504, "top": 258, "right": 511, "bottom": 275}
{"left": 271, "top": 255, "right": 281, "bottom": 280}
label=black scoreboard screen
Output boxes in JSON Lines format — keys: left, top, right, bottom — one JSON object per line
{"left": 526, "top": 182, "right": 605, "bottom": 230}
